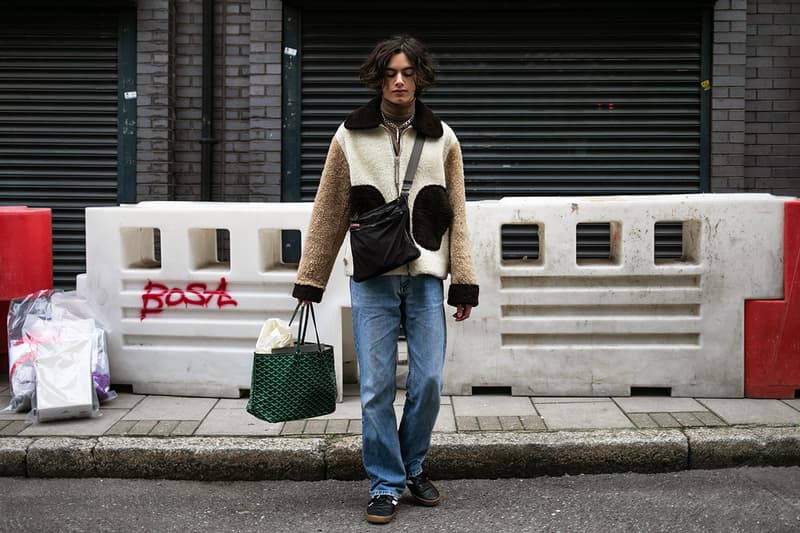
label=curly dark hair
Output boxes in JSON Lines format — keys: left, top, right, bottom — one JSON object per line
{"left": 359, "top": 34, "right": 436, "bottom": 95}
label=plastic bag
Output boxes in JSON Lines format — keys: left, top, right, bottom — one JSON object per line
{"left": 4, "top": 289, "right": 117, "bottom": 416}
{"left": 254, "top": 318, "right": 293, "bottom": 354}
{"left": 26, "top": 315, "right": 98, "bottom": 422}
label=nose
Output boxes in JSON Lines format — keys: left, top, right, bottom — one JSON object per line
{"left": 392, "top": 72, "right": 405, "bottom": 85}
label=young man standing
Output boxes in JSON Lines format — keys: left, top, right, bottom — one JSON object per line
{"left": 292, "top": 34, "right": 479, "bottom": 524}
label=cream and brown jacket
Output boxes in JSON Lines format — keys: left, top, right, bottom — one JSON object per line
{"left": 292, "top": 97, "right": 479, "bottom": 307}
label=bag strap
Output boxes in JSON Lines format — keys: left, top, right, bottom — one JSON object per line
{"left": 288, "top": 301, "right": 323, "bottom": 353}
{"left": 399, "top": 133, "right": 426, "bottom": 197}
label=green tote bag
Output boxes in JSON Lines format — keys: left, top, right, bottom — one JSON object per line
{"left": 246, "top": 302, "right": 336, "bottom": 423}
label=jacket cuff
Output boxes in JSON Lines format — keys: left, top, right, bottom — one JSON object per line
{"left": 447, "top": 284, "right": 479, "bottom": 307}
{"left": 292, "top": 284, "right": 324, "bottom": 303}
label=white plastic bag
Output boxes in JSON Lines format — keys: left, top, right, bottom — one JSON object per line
{"left": 254, "top": 318, "right": 293, "bottom": 354}
{"left": 27, "top": 316, "right": 97, "bottom": 422}
{"left": 4, "top": 289, "right": 116, "bottom": 414}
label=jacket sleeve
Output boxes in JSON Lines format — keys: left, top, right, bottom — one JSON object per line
{"left": 292, "top": 137, "right": 351, "bottom": 303}
{"left": 444, "top": 142, "right": 480, "bottom": 307}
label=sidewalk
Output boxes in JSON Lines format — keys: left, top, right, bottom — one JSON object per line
{"left": 2, "top": 379, "right": 800, "bottom": 480}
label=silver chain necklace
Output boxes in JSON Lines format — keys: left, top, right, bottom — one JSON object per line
{"left": 381, "top": 111, "right": 414, "bottom": 144}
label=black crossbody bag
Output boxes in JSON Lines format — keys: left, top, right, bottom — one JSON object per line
{"left": 348, "top": 134, "right": 426, "bottom": 282}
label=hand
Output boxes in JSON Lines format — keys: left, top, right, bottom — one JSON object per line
{"left": 453, "top": 304, "right": 472, "bottom": 322}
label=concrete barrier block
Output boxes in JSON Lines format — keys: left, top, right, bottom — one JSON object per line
{"left": 445, "top": 194, "right": 789, "bottom": 397}
{"left": 0, "top": 437, "right": 31, "bottom": 476}
{"left": 27, "top": 437, "right": 96, "bottom": 477}
{"left": 93, "top": 436, "right": 326, "bottom": 480}
{"left": 425, "top": 429, "right": 687, "bottom": 478}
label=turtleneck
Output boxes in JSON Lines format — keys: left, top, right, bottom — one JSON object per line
{"left": 381, "top": 99, "right": 415, "bottom": 155}
{"left": 380, "top": 99, "right": 415, "bottom": 123}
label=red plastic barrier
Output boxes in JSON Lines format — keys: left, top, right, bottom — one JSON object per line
{"left": 745, "top": 200, "right": 800, "bottom": 398}
{"left": 0, "top": 206, "right": 53, "bottom": 371}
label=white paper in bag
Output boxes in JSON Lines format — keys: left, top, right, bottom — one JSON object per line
{"left": 254, "top": 318, "right": 293, "bottom": 354}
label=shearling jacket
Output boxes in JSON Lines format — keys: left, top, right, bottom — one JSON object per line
{"left": 292, "top": 97, "right": 479, "bottom": 307}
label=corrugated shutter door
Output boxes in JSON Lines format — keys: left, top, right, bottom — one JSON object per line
{"left": 0, "top": 9, "right": 119, "bottom": 289}
{"left": 299, "top": 7, "right": 703, "bottom": 200}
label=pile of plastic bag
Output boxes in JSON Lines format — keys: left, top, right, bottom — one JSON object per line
{"left": 5, "top": 290, "right": 116, "bottom": 422}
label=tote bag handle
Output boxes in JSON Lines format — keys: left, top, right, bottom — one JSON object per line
{"left": 288, "top": 301, "right": 323, "bottom": 353}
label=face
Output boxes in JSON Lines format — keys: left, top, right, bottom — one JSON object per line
{"left": 381, "top": 52, "right": 416, "bottom": 106}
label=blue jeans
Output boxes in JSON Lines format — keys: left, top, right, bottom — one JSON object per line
{"left": 350, "top": 275, "right": 446, "bottom": 498}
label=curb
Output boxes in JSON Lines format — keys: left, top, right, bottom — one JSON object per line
{"left": 2, "top": 427, "right": 800, "bottom": 481}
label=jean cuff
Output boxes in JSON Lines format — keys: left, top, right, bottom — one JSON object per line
{"left": 371, "top": 490, "right": 402, "bottom": 499}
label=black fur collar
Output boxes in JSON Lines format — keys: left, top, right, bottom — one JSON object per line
{"left": 343, "top": 96, "right": 444, "bottom": 138}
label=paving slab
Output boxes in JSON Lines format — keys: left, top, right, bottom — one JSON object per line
{"left": 122, "top": 396, "right": 217, "bottom": 421}
{"left": 536, "top": 401, "right": 635, "bottom": 430}
{"left": 196, "top": 406, "right": 283, "bottom": 436}
{"left": 0, "top": 407, "right": 29, "bottom": 421}
{"left": 699, "top": 399, "right": 800, "bottom": 425}
{"left": 102, "top": 393, "right": 145, "bottom": 410}
{"left": 19, "top": 409, "right": 126, "bottom": 437}
{"left": 784, "top": 399, "right": 800, "bottom": 412}
{"left": 315, "top": 396, "right": 362, "bottom": 420}
{"left": 452, "top": 396, "right": 536, "bottom": 417}
{"left": 532, "top": 397, "right": 615, "bottom": 404}
{"left": 614, "top": 397, "right": 706, "bottom": 413}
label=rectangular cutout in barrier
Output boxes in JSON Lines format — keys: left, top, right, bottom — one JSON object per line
{"left": 655, "top": 220, "right": 701, "bottom": 264}
{"left": 630, "top": 386, "right": 672, "bottom": 396}
{"left": 472, "top": 386, "right": 512, "bottom": 395}
{"left": 258, "top": 228, "right": 300, "bottom": 272}
{"left": 654, "top": 222, "right": 683, "bottom": 260}
{"left": 121, "top": 227, "right": 162, "bottom": 269}
{"left": 576, "top": 222, "right": 620, "bottom": 265}
{"left": 281, "top": 229, "right": 301, "bottom": 264}
{"left": 501, "top": 224, "right": 541, "bottom": 263}
{"left": 189, "top": 228, "right": 231, "bottom": 272}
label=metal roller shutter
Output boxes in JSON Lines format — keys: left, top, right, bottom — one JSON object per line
{"left": 289, "top": 5, "right": 709, "bottom": 260}
{"left": 0, "top": 7, "right": 120, "bottom": 289}
{"left": 297, "top": 7, "right": 705, "bottom": 200}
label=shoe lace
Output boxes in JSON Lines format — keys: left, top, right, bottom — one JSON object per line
{"left": 409, "top": 472, "right": 430, "bottom": 485}
{"left": 369, "top": 495, "right": 397, "bottom": 508}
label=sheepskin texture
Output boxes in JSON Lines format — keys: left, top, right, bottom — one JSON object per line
{"left": 293, "top": 98, "right": 479, "bottom": 307}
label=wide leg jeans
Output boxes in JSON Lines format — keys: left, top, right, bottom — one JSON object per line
{"left": 350, "top": 274, "right": 446, "bottom": 498}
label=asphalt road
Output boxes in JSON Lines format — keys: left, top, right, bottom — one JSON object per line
{"left": 2, "top": 467, "right": 799, "bottom": 532}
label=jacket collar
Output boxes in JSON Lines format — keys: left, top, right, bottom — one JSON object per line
{"left": 343, "top": 96, "right": 444, "bottom": 138}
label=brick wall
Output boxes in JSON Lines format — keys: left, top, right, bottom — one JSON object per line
{"left": 136, "top": 0, "right": 175, "bottom": 200}
{"left": 137, "top": 0, "right": 282, "bottom": 202}
{"left": 711, "top": 0, "right": 748, "bottom": 192}
{"left": 744, "top": 0, "right": 800, "bottom": 196}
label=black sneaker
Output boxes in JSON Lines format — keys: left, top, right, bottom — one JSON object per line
{"left": 406, "top": 472, "right": 440, "bottom": 506}
{"left": 366, "top": 495, "right": 398, "bottom": 524}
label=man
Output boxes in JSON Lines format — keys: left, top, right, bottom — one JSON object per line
{"left": 292, "top": 34, "right": 479, "bottom": 524}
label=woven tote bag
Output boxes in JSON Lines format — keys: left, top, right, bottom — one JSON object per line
{"left": 246, "top": 303, "right": 336, "bottom": 423}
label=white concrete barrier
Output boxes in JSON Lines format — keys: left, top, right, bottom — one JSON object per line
{"left": 77, "top": 194, "right": 789, "bottom": 398}
{"left": 445, "top": 194, "right": 788, "bottom": 397}
{"left": 77, "top": 201, "right": 349, "bottom": 398}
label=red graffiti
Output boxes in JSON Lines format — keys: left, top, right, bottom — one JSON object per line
{"left": 140, "top": 277, "right": 238, "bottom": 320}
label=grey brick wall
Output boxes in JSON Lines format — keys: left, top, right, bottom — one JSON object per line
{"left": 139, "top": 0, "right": 282, "bottom": 203}
{"left": 136, "top": 0, "right": 175, "bottom": 200}
{"left": 744, "top": 0, "right": 800, "bottom": 196}
{"left": 711, "top": 0, "right": 748, "bottom": 192}
{"left": 248, "top": 0, "right": 283, "bottom": 202}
